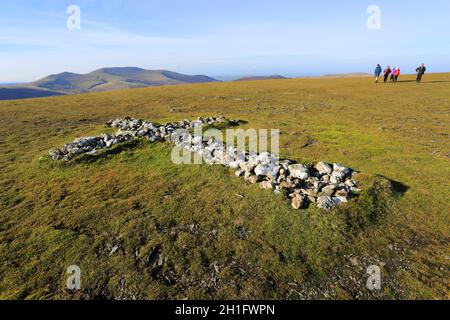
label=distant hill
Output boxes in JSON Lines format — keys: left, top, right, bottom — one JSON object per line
{"left": 0, "top": 87, "right": 65, "bottom": 101}
{"left": 32, "top": 67, "right": 219, "bottom": 93}
{"left": 234, "top": 75, "right": 288, "bottom": 82}
{"left": 0, "top": 67, "right": 219, "bottom": 101}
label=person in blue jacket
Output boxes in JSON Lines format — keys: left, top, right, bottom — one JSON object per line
{"left": 374, "top": 64, "right": 382, "bottom": 83}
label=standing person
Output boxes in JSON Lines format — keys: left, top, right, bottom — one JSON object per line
{"left": 394, "top": 67, "right": 401, "bottom": 82}
{"left": 374, "top": 64, "right": 382, "bottom": 83}
{"left": 416, "top": 63, "right": 426, "bottom": 82}
{"left": 390, "top": 67, "right": 396, "bottom": 82}
{"left": 383, "top": 66, "right": 391, "bottom": 83}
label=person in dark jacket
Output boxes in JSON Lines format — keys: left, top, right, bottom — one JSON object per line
{"left": 383, "top": 66, "right": 391, "bottom": 83}
{"left": 374, "top": 64, "right": 382, "bottom": 83}
{"left": 416, "top": 63, "right": 426, "bottom": 82}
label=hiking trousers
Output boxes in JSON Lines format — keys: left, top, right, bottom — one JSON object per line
{"left": 417, "top": 73, "right": 424, "bottom": 82}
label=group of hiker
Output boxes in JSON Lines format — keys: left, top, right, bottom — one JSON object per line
{"left": 374, "top": 63, "right": 427, "bottom": 83}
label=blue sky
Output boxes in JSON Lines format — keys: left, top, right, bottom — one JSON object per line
{"left": 1, "top": 0, "right": 449, "bottom": 82}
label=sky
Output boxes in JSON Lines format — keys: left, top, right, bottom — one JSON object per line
{"left": 1, "top": 0, "right": 450, "bottom": 82}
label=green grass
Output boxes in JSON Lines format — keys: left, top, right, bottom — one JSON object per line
{"left": 0, "top": 74, "right": 449, "bottom": 299}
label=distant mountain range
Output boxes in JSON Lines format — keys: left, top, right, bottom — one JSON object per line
{"left": 0, "top": 69, "right": 375, "bottom": 101}
{"left": 234, "top": 75, "right": 288, "bottom": 81}
{"left": 0, "top": 67, "right": 219, "bottom": 101}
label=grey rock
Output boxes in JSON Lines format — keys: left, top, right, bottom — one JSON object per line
{"left": 258, "top": 152, "right": 274, "bottom": 164}
{"left": 246, "top": 175, "right": 259, "bottom": 184}
{"left": 315, "top": 161, "right": 333, "bottom": 175}
{"left": 334, "top": 189, "right": 348, "bottom": 197}
{"left": 292, "top": 194, "right": 308, "bottom": 209}
{"left": 333, "top": 196, "right": 348, "bottom": 205}
{"left": 350, "top": 257, "right": 359, "bottom": 266}
{"left": 288, "top": 164, "right": 310, "bottom": 180}
{"left": 260, "top": 180, "right": 274, "bottom": 190}
{"left": 273, "top": 186, "right": 282, "bottom": 194}
{"left": 317, "top": 196, "right": 338, "bottom": 210}
{"left": 277, "top": 174, "right": 286, "bottom": 184}
{"left": 300, "top": 188, "right": 319, "bottom": 198}
{"left": 345, "top": 179, "right": 357, "bottom": 188}
{"left": 110, "top": 245, "right": 121, "bottom": 256}
{"left": 330, "top": 172, "right": 346, "bottom": 184}
{"left": 235, "top": 169, "right": 245, "bottom": 177}
{"left": 279, "top": 181, "right": 295, "bottom": 189}
{"left": 333, "top": 163, "right": 351, "bottom": 174}
{"left": 319, "top": 187, "right": 335, "bottom": 197}
{"left": 254, "top": 163, "right": 279, "bottom": 177}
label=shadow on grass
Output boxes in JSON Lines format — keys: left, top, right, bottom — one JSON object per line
{"left": 396, "top": 80, "right": 450, "bottom": 84}
{"left": 71, "top": 139, "right": 146, "bottom": 164}
{"left": 199, "top": 119, "right": 248, "bottom": 132}
{"left": 38, "top": 139, "right": 148, "bottom": 170}
{"left": 337, "top": 174, "right": 409, "bottom": 234}
{"left": 381, "top": 176, "right": 409, "bottom": 194}
{"left": 420, "top": 81, "right": 450, "bottom": 84}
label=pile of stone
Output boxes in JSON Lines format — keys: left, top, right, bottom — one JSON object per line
{"left": 106, "top": 116, "right": 229, "bottom": 140}
{"left": 48, "top": 133, "right": 136, "bottom": 161}
{"left": 172, "top": 133, "right": 359, "bottom": 210}
{"left": 49, "top": 116, "right": 227, "bottom": 161}
{"left": 49, "top": 116, "right": 359, "bottom": 211}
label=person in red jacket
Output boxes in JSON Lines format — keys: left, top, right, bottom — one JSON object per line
{"left": 394, "top": 68, "right": 401, "bottom": 82}
{"left": 383, "top": 66, "right": 391, "bottom": 83}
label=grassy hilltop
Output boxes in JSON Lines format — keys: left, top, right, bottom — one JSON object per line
{"left": 0, "top": 73, "right": 448, "bottom": 299}
{"left": 0, "top": 68, "right": 219, "bottom": 101}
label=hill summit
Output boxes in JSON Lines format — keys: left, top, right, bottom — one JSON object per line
{"left": 0, "top": 67, "right": 219, "bottom": 100}
{"left": 33, "top": 67, "right": 219, "bottom": 93}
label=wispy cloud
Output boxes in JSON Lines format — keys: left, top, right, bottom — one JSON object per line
{"left": 0, "top": 22, "right": 198, "bottom": 49}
